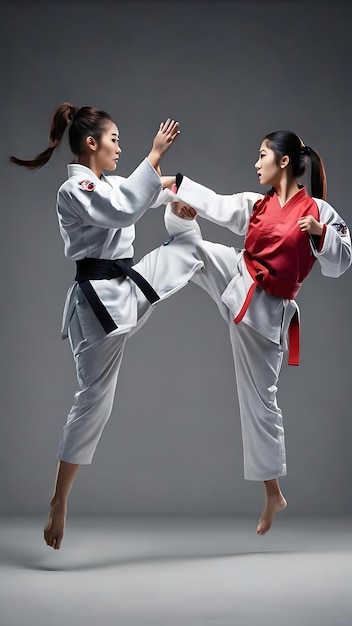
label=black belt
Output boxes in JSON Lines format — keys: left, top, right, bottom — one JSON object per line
{"left": 75, "top": 258, "right": 160, "bottom": 334}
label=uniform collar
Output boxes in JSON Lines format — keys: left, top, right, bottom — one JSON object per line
{"left": 67, "top": 163, "right": 106, "bottom": 183}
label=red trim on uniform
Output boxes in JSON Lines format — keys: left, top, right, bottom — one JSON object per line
{"left": 172, "top": 184, "right": 178, "bottom": 194}
{"left": 317, "top": 223, "right": 327, "bottom": 252}
{"left": 287, "top": 310, "right": 300, "bottom": 366}
{"left": 234, "top": 282, "right": 257, "bottom": 324}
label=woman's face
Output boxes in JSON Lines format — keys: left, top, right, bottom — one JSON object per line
{"left": 255, "top": 140, "right": 283, "bottom": 187}
{"left": 95, "top": 121, "right": 122, "bottom": 172}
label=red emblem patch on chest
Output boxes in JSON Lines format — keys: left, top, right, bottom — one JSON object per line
{"left": 79, "top": 179, "right": 95, "bottom": 192}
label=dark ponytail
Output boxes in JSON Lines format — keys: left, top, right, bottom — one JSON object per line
{"left": 303, "top": 145, "right": 327, "bottom": 201}
{"left": 10, "top": 103, "right": 78, "bottom": 170}
{"left": 10, "top": 103, "right": 112, "bottom": 171}
{"left": 264, "top": 130, "right": 327, "bottom": 200}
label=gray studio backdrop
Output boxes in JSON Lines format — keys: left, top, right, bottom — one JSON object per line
{"left": 2, "top": 0, "right": 351, "bottom": 517}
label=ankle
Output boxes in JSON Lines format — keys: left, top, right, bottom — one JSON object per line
{"left": 263, "top": 480, "right": 282, "bottom": 498}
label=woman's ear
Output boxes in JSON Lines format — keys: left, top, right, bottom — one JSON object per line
{"left": 280, "top": 155, "right": 290, "bottom": 169}
{"left": 86, "top": 136, "right": 97, "bottom": 152}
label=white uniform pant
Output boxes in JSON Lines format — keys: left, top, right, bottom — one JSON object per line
{"left": 58, "top": 228, "right": 204, "bottom": 465}
{"left": 190, "top": 239, "right": 286, "bottom": 481}
{"left": 57, "top": 283, "right": 155, "bottom": 465}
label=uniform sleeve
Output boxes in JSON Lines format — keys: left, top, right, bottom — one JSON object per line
{"left": 310, "top": 200, "right": 351, "bottom": 277}
{"left": 58, "top": 158, "right": 162, "bottom": 229}
{"left": 175, "top": 176, "right": 263, "bottom": 235}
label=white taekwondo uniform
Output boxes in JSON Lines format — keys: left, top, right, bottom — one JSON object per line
{"left": 163, "top": 177, "right": 351, "bottom": 480}
{"left": 56, "top": 159, "right": 203, "bottom": 464}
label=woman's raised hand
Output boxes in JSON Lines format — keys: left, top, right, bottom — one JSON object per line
{"left": 148, "top": 119, "right": 180, "bottom": 170}
{"left": 153, "top": 119, "right": 180, "bottom": 155}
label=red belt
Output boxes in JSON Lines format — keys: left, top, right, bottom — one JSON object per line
{"left": 233, "top": 252, "right": 301, "bottom": 366}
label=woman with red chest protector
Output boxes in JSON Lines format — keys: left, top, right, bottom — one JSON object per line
{"left": 162, "top": 130, "right": 351, "bottom": 535}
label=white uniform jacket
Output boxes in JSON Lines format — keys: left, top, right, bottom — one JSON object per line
{"left": 58, "top": 161, "right": 203, "bottom": 338}
{"left": 164, "top": 177, "right": 352, "bottom": 345}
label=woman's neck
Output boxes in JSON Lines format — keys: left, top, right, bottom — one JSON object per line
{"left": 273, "top": 178, "right": 301, "bottom": 208}
{"left": 77, "top": 156, "right": 102, "bottom": 179}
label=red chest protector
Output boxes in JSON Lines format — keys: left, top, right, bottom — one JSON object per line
{"left": 244, "top": 186, "right": 319, "bottom": 297}
{"left": 236, "top": 187, "right": 320, "bottom": 366}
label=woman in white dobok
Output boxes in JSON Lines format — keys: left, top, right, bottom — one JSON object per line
{"left": 163, "top": 129, "right": 351, "bottom": 535}
{"left": 11, "top": 103, "right": 203, "bottom": 550}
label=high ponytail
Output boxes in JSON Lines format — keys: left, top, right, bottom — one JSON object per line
{"left": 10, "top": 103, "right": 113, "bottom": 171}
{"left": 10, "top": 102, "right": 78, "bottom": 170}
{"left": 303, "top": 145, "right": 327, "bottom": 201}
{"left": 264, "top": 130, "right": 327, "bottom": 200}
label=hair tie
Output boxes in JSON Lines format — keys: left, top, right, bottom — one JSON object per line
{"left": 301, "top": 144, "right": 311, "bottom": 156}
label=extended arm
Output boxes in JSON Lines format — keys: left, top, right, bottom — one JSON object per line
{"left": 173, "top": 175, "right": 262, "bottom": 235}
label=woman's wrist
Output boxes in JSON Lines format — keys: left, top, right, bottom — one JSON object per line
{"left": 147, "top": 149, "right": 163, "bottom": 170}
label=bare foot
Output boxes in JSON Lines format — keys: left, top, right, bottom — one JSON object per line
{"left": 256, "top": 494, "right": 287, "bottom": 535}
{"left": 44, "top": 498, "right": 67, "bottom": 550}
